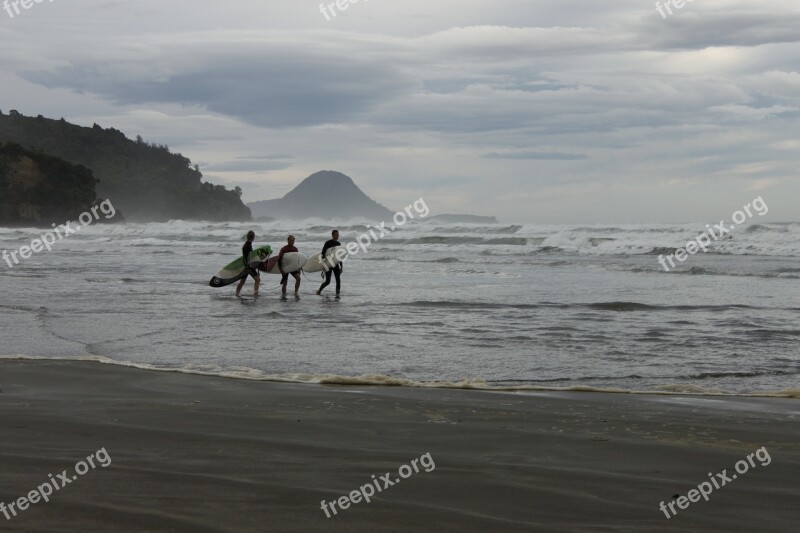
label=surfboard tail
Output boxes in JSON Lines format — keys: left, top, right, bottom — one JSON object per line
{"left": 209, "top": 270, "right": 249, "bottom": 288}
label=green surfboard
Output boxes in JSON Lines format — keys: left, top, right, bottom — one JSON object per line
{"left": 209, "top": 245, "right": 272, "bottom": 288}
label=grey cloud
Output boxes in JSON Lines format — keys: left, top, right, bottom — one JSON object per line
{"left": 23, "top": 39, "right": 417, "bottom": 128}
{"left": 639, "top": 12, "right": 800, "bottom": 51}
{"left": 204, "top": 159, "right": 293, "bottom": 172}
{"left": 482, "top": 151, "right": 587, "bottom": 161}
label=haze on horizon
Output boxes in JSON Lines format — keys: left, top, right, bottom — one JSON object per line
{"left": 1, "top": 0, "right": 798, "bottom": 224}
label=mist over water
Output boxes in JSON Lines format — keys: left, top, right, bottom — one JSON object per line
{"left": 0, "top": 220, "right": 798, "bottom": 395}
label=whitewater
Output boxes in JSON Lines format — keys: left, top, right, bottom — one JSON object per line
{"left": 0, "top": 219, "right": 798, "bottom": 396}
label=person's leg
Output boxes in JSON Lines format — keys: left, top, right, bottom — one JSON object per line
{"left": 293, "top": 272, "right": 301, "bottom": 295}
{"left": 334, "top": 266, "right": 341, "bottom": 295}
{"left": 281, "top": 273, "right": 288, "bottom": 296}
{"left": 235, "top": 276, "right": 246, "bottom": 296}
{"left": 318, "top": 269, "right": 332, "bottom": 295}
{"left": 253, "top": 272, "right": 260, "bottom": 296}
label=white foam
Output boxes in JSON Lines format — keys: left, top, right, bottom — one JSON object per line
{"left": 1, "top": 355, "right": 797, "bottom": 399}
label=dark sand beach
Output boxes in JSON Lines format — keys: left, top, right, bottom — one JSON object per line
{"left": 0, "top": 359, "right": 797, "bottom": 532}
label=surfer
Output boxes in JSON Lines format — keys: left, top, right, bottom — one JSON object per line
{"left": 278, "top": 235, "right": 302, "bottom": 299}
{"left": 316, "top": 229, "right": 342, "bottom": 297}
{"left": 235, "top": 231, "right": 260, "bottom": 297}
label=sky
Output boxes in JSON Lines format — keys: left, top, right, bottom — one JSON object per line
{"left": 1, "top": 0, "right": 798, "bottom": 223}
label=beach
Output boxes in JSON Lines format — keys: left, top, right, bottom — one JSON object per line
{"left": 1, "top": 359, "right": 797, "bottom": 532}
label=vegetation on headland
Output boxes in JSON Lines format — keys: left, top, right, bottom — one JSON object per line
{"left": 0, "top": 110, "right": 250, "bottom": 222}
{"left": 0, "top": 142, "right": 115, "bottom": 226}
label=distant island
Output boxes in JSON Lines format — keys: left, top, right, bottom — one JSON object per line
{"left": 248, "top": 171, "right": 393, "bottom": 221}
{"left": 249, "top": 170, "right": 498, "bottom": 223}
{"left": 0, "top": 110, "right": 250, "bottom": 222}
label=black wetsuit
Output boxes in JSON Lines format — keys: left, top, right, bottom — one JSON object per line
{"left": 242, "top": 240, "right": 259, "bottom": 279}
{"left": 318, "top": 239, "right": 342, "bottom": 294}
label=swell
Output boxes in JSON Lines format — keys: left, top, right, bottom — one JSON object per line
{"left": 390, "top": 300, "right": 799, "bottom": 312}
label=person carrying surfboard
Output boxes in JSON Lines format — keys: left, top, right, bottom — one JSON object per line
{"left": 235, "top": 231, "right": 260, "bottom": 297}
{"left": 316, "top": 229, "right": 342, "bottom": 297}
{"left": 278, "top": 235, "right": 302, "bottom": 299}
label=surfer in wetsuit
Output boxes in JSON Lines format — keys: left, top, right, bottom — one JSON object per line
{"left": 316, "top": 229, "right": 342, "bottom": 297}
{"left": 278, "top": 235, "right": 302, "bottom": 299}
{"left": 236, "top": 230, "right": 260, "bottom": 297}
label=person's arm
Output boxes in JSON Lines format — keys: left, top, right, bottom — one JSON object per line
{"left": 321, "top": 241, "right": 333, "bottom": 264}
{"left": 278, "top": 249, "right": 285, "bottom": 274}
{"left": 331, "top": 241, "right": 343, "bottom": 273}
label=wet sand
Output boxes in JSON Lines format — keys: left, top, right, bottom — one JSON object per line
{"left": 0, "top": 359, "right": 797, "bottom": 532}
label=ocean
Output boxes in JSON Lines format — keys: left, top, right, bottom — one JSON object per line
{"left": 1, "top": 220, "right": 798, "bottom": 396}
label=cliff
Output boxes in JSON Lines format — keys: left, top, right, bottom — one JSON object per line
{"left": 0, "top": 143, "right": 104, "bottom": 225}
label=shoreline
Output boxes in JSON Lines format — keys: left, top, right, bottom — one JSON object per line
{"left": 1, "top": 359, "right": 798, "bottom": 531}
{"left": 1, "top": 355, "right": 797, "bottom": 399}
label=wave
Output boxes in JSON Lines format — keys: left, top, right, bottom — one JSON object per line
{"left": 403, "top": 236, "right": 528, "bottom": 246}
{"left": 743, "top": 224, "right": 794, "bottom": 234}
{"left": 405, "top": 236, "right": 483, "bottom": 244}
{"left": 668, "top": 267, "right": 800, "bottom": 280}
{"left": 680, "top": 368, "right": 800, "bottom": 379}
{"left": 2, "top": 355, "right": 796, "bottom": 398}
{"left": 531, "top": 246, "right": 564, "bottom": 253}
{"left": 306, "top": 224, "right": 370, "bottom": 233}
{"left": 10, "top": 220, "right": 795, "bottom": 258}
{"left": 431, "top": 225, "right": 523, "bottom": 234}
{"left": 646, "top": 247, "right": 680, "bottom": 255}
{"left": 484, "top": 237, "right": 527, "bottom": 245}
{"left": 392, "top": 300, "right": 799, "bottom": 312}
{"left": 584, "top": 302, "right": 658, "bottom": 312}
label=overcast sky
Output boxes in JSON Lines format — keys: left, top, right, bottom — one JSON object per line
{"left": 1, "top": 0, "right": 798, "bottom": 223}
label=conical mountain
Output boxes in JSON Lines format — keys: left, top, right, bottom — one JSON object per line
{"left": 248, "top": 171, "right": 393, "bottom": 221}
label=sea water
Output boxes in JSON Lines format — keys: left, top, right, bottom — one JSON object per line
{"left": 0, "top": 220, "right": 797, "bottom": 396}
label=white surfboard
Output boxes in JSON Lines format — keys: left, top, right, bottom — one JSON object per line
{"left": 260, "top": 252, "right": 308, "bottom": 274}
{"left": 304, "top": 246, "right": 347, "bottom": 273}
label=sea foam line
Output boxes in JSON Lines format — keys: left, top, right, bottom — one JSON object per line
{"left": 1, "top": 354, "right": 798, "bottom": 399}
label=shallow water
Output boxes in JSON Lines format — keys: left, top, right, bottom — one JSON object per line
{"left": 0, "top": 220, "right": 798, "bottom": 395}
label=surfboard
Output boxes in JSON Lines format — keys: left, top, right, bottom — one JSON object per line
{"left": 304, "top": 246, "right": 348, "bottom": 273}
{"left": 208, "top": 245, "right": 272, "bottom": 288}
{"left": 260, "top": 252, "right": 308, "bottom": 274}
